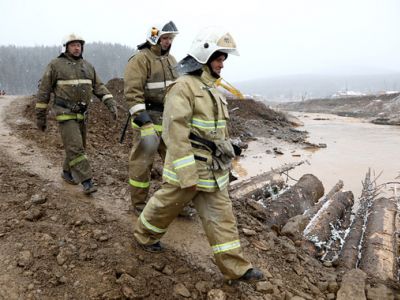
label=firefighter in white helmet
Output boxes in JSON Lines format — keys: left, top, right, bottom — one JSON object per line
{"left": 35, "top": 34, "right": 117, "bottom": 194}
{"left": 123, "top": 21, "right": 180, "bottom": 214}
{"left": 133, "top": 27, "right": 264, "bottom": 282}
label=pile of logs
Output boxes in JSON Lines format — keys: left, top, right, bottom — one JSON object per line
{"left": 229, "top": 167, "right": 399, "bottom": 282}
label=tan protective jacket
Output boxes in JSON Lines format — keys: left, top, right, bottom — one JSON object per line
{"left": 162, "top": 66, "right": 230, "bottom": 192}
{"left": 35, "top": 53, "right": 114, "bottom": 121}
{"left": 124, "top": 44, "right": 177, "bottom": 122}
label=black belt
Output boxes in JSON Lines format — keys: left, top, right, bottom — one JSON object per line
{"left": 55, "top": 98, "right": 87, "bottom": 113}
{"left": 146, "top": 102, "right": 164, "bottom": 112}
{"left": 194, "top": 155, "right": 207, "bottom": 162}
{"left": 189, "top": 132, "right": 217, "bottom": 154}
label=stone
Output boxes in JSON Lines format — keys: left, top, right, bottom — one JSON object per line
{"left": 195, "top": 281, "right": 213, "bottom": 294}
{"left": 30, "top": 194, "right": 47, "bottom": 205}
{"left": 174, "top": 283, "right": 191, "bottom": 298}
{"left": 256, "top": 281, "right": 274, "bottom": 294}
{"left": 17, "top": 250, "right": 33, "bottom": 268}
{"left": 243, "top": 228, "right": 257, "bottom": 236}
{"left": 337, "top": 269, "right": 367, "bottom": 300}
{"left": 366, "top": 283, "right": 394, "bottom": 300}
{"left": 207, "top": 289, "right": 226, "bottom": 300}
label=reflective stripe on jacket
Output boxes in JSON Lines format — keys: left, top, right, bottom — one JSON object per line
{"left": 124, "top": 44, "right": 178, "bottom": 122}
{"left": 35, "top": 53, "right": 113, "bottom": 119}
{"left": 162, "top": 66, "right": 230, "bottom": 192}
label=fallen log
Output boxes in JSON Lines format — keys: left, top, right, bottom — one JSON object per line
{"left": 304, "top": 191, "right": 354, "bottom": 242}
{"left": 358, "top": 197, "right": 398, "bottom": 281}
{"left": 281, "top": 180, "right": 344, "bottom": 242}
{"left": 229, "top": 161, "right": 305, "bottom": 200}
{"left": 337, "top": 170, "right": 378, "bottom": 271}
{"left": 304, "top": 180, "right": 344, "bottom": 220}
{"left": 263, "top": 174, "right": 324, "bottom": 228}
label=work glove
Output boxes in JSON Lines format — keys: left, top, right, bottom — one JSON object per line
{"left": 139, "top": 123, "right": 160, "bottom": 153}
{"left": 211, "top": 140, "right": 235, "bottom": 171}
{"left": 36, "top": 117, "right": 47, "bottom": 132}
{"left": 104, "top": 98, "right": 118, "bottom": 121}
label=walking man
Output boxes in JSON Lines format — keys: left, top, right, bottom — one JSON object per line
{"left": 124, "top": 21, "right": 179, "bottom": 214}
{"left": 133, "top": 27, "right": 264, "bottom": 282}
{"left": 35, "top": 34, "right": 117, "bottom": 194}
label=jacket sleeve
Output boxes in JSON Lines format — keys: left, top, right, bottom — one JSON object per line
{"left": 123, "top": 53, "right": 148, "bottom": 117}
{"left": 162, "top": 81, "right": 198, "bottom": 188}
{"left": 35, "top": 62, "right": 56, "bottom": 119}
{"left": 92, "top": 69, "right": 114, "bottom": 107}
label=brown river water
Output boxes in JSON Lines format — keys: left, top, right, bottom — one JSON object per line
{"left": 234, "top": 112, "right": 400, "bottom": 200}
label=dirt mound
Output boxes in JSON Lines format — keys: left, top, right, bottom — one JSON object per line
{"left": 276, "top": 93, "right": 400, "bottom": 125}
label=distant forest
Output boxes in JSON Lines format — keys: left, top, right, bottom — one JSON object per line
{"left": 0, "top": 43, "right": 134, "bottom": 95}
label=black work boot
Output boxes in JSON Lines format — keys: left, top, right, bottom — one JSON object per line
{"left": 238, "top": 268, "right": 264, "bottom": 282}
{"left": 137, "top": 241, "right": 165, "bottom": 253}
{"left": 82, "top": 179, "right": 97, "bottom": 195}
{"left": 61, "top": 171, "right": 77, "bottom": 185}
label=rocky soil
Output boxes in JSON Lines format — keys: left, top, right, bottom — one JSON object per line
{"left": 275, "top": 92, "right": 400, "bottom": 125}
{"left": 0, "top": 80, "right": 398, "bottom": 299}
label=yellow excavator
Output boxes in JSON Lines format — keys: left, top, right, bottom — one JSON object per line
{"left": 215, "top": 77, "right": 245, "bottom": 99}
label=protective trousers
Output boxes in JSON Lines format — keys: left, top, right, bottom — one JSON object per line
{"left": 59, "top": 119, "right": 92, "bottom": 183}
{"left": 134, "top": 183, "right": 252, "bottom": 280}
{"left": 128, "top": 127, "right": 166, "bottom": 210}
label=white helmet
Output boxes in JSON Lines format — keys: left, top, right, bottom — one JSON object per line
{"left": 61, "top": 33, "right": 85, "bottom": 53}
{"left": 146, "top": 21, "right": 179, "bottom": 45}
{"left": 188, "top": 27, "right": 239, "bottom": 64}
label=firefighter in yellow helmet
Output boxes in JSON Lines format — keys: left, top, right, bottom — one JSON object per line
{"left": 124, "top": 21, "right": 179, "bottom": 214}
{"left": 35, "top": 34, "right": 117, "bottom": 194}
{"left": 133, "top": 27, "right": 264, "bottom": 282}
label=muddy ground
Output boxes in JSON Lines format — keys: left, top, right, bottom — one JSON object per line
{"left": 0, "top": 80, "right": 398, "bottom": 299}
{"left": 275, "top": 92, "right": 400, "bottom": 125}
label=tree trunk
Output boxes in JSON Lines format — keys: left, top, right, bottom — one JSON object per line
{"left": 304, "top": 191, "right": 354, "bottom": 243}
{"left": 337, "top": 170, "right": 374, "bottom": 271}
{"left": 263, "top": 174, "right": 324, "bottom": 228}
{"left": 358, "top": 197, "right": 398, "bottom": 281}
{"left": 304, "top": 180, "right": 344, "bottom": 220}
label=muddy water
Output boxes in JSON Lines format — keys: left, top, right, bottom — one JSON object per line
{"left": 235, "top": 112, "right": 400, "bottom": 199}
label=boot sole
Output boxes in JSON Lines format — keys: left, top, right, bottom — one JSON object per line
{"left": 61, "top": 174, "right": 78, "bottom": 185}
{"left": 83, "top": 187, "right": 98, "bottom": 195}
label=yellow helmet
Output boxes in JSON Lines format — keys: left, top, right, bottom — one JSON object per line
{"left": 61, "top": 33, "right": 85, "bottom": 53}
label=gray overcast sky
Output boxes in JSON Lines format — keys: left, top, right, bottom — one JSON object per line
{"left": 1, "top": 0, "right": 399, "bottom": 81}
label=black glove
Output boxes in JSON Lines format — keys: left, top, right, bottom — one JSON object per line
{"left": 36, "top": 117, "right": 47, "bottom": 131}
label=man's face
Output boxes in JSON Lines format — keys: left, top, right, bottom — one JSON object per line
{"left": 210, "top": 54, "right": 226, "bottom": 76}
{"left": 67, "top": 41, "right": 82, "bottom": 57}
{"left": 159, "top": 34, "right": 174, "bottom": 51}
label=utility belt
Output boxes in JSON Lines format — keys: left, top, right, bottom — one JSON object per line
{"left": 55, "top": 98, "right": 88, "bottom": 114}
{"left": 189, "top": 132, "right": 241, "bottom": 157}
{"left": 189, "top": 132, "right": 217, "bottom": 154}
{"left": 145, "top": 101, "right": 164, "bottom": 112}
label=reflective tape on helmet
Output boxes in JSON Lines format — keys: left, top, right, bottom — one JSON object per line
{"left": 140, "top": 213, "right": 167, "bottom": 233}
{"left": 69, "top": 154, "right": 87, "bottom": 167}
{"left": 55, "top": 114, "right": 84, "bottom": 121}
{"left": 101, "top": 94, "right": 113, "bottom": 102}
{"left": 129, "top": 179, "right": 150, "bottom": 188}
{"left": 35, "top": 102, "right": 48, "bottom": 109}
{"left": 191, "top": 118, "right": 226, "bottom": 130}
{"left": 212, "top": 240, "right": 241, "bottom": 254}
{"left": 129, "top": 103, "right": 146, "bottom": 116}
{"left": 173, "top": 155, "right": 195, "bottom": 170}
{"left": 56, "top": 79, "right": 92, "bottom": 86}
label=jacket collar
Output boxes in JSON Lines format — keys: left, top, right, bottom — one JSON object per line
{"left": 200, "top": 66, "right": 218, "bottom": 87}
{"left": 150, "top": 44, "right": 170, "bottom": 57}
